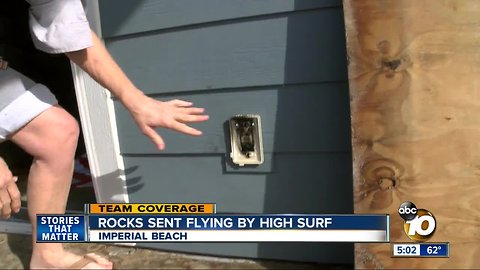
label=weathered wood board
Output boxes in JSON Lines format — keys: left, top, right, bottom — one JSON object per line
{"left": 344, "top": 0, "right": 480, "bottom": 268}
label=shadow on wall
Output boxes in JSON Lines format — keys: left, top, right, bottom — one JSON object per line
{"left": 94, "top": 165, "right": 142, "bottom": 203}
{"left": 96, "top": 0, "right": 144, "bottom": 37}
{"left": 258, "top": 0, "right": 354, "bottom": 265}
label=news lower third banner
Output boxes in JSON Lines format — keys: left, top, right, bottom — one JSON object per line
{"left": 37, "top": 204, "right": 389, "bottom": 243}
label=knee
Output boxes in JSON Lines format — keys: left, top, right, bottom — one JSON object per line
{"left": 52, "top": 113, "right": 80, "bottom": 153}
{"left": 35, "top": 111, "right": 80, "bottom": 162}
{"left": 11, "top": 106, "right": 80, "bottom": 164}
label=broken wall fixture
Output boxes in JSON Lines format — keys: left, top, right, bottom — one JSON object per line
{"left": 229, "top": 114, "right": 264, "bottom": 166}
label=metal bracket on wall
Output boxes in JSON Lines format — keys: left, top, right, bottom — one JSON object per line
{"left": 229, "top": 114, "right": 264, "bottom": 166}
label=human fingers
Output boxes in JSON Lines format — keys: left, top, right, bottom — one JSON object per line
{"left": 141, "top": 125, "right": 166, "bottom": 150}
{"left": 0, "top": 188, "right": 12, "bottom": 219}
{"left": 179, "top": 107, "right": 206, "bottom": 115}
{"left": 0, "top": 174, "right": 12, "bottom": 194}
{"left": 170, "top": 121, "right": 203, "bottom": 136}
{"left": 0, "top": 159, "right": 13, "bottom": 189}
{"left": 7, "top": 179, "right": 21, "bottom": 214}
{"left": 168, "top": 99, "right": 193, "bottom": 107}
{"left": 175, "top": 114, "right": 209, "bottom": 123}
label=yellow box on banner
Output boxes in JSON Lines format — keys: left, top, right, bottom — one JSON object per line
{"left": 88, "top": 203, "right": 215, "bottom": 214}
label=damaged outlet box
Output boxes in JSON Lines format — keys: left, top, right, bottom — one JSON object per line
{"left": 229, "top": 114, "right": 264, "bottom": 166}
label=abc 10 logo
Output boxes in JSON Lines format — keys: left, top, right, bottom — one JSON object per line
{"left": 398, "top": 201, "right": 436, "bottom": 242}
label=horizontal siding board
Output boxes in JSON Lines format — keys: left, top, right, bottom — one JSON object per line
{"left": 98, "top": 0, "right": 342, "bottom": 38}
{"left": 97, "top": 1, "right": 352, "bottom": 263}
{"left": 124, "top": 154, "right": 353, "bottom": 214}
{"left": 131, "top": 153, "right": 354, "bottom": 264}
{"left": 114, "top": 84, "right": 351, "bottom": 154}
{"left": 105, "top": 8, "right": 347, "bottom": 94}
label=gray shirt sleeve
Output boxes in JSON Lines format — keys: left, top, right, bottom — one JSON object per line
{"left": 26, "top": 0, "right": 93, "bottom": 53}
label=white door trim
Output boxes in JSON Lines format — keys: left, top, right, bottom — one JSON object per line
{"left": 71, "top": 0, "right": 129, "bottom": 204}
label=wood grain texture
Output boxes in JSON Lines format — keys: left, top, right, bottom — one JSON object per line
{"left": 344, "top": 0, "right": 480, "bottom": 268}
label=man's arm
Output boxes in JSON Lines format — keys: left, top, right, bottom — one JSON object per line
{"left": 65, "top": 31, "right": 209, "bottom": 150}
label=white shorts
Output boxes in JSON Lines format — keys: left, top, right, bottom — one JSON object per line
{"left": 0, "top": 0, "right": 90, "bottom": 141}
{"left": 0, "top": 68, "right": 57, "bottom": 142}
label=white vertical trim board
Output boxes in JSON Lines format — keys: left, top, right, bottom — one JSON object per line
{"left": 70, "top": 0, "right": 129, "bottom": 204}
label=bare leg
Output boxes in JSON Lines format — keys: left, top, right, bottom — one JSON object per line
{"left": 10, "top": 105, "right": 112, "bottom": 269}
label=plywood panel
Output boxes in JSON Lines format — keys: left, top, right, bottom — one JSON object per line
{"left": 98, "top": 0, "right": 341, "bottom": 38}
{"left": 114, "top": 84, "right": 350, "bottom": 154}
{"left": 105, "top": 8, "right": 347, "bottom": 94}
{"left": 344, "top": 0, "right": 480, "bottom": 268}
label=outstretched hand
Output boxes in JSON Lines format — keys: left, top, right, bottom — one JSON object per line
{"left": 129, "top": 97, "right": 209, "bottom": 150}
{"left": 65, "top": 32, "right": 209, "bottom": 150}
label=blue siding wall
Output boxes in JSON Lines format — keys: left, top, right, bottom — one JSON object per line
{"left": 99, "top": 0, "right": 352, "bottom": 264}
